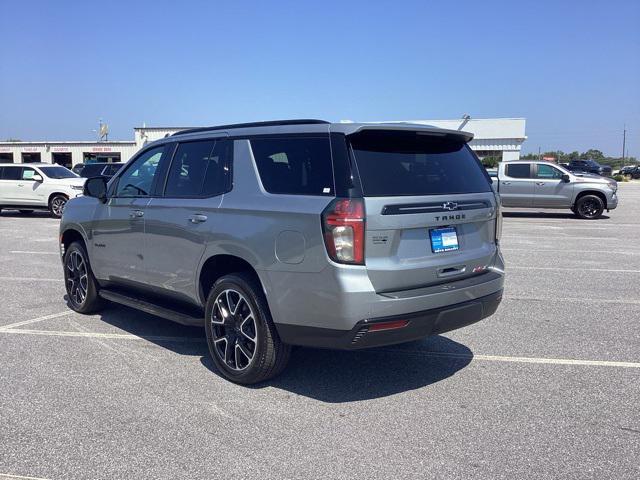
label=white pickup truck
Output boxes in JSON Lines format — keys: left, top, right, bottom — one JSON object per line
{"left": 490, "top": 161, "right": 618, "bottom": 219}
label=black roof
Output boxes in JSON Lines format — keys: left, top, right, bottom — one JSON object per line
{"left": 171, "top": 119, "right": 329, "bottom": 137}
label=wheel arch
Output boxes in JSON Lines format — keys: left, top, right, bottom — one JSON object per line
{"left": 60, "top": 227, "right": 87, "bottom": 256}
{"left": 48, "top": 192, "right": 70, "bottom": 205}
{"left": 198, "top": 254, "right": 266, "bottom": 306}
{"left": 574, "top": 189, "right": 607, "bottom": 209}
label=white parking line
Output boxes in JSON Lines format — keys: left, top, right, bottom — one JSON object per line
{"left": 0, "top": 277, "right": 61, "bottom": 282}
{"left": 509, "top": 266, "right": 640, "bottom": 273}
{"left": 0, "top": 328, "right": 205, "bottom": 343}
{"left": 502, "top": 235, "right": 619, "bottom": 241}
{"left": 0, "top": 327, "right": 637, "bottom": 369}
{"left": 0, "top": 311, "right": 72, "bottom": 331}
{"left": 9, "top": 251, "right": 58, "bottom": 255}
{"left": 0, "top": 473, "right": 52, "bottom": 480}
{"left": 380, "top": 350, "right": 640, "bottom": 369}
{"left": 505, "top": 295, "right": 640, "bottom": 305}
{"left": 502, "top": 248, "right": 640, "bottom": 255}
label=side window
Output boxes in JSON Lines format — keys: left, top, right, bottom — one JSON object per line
{"left": 537, "top": 164, "right": 563, "bottom": 179}
{"left": 505, "top": 164, "right": 531, "bottom": 179}
{"left": 115, "top": 146, "right": 165, "bottom": 197}
{"left": 164, "top": 140, "right": 231, "bottom": 197}
{"left": 250, "top": 137, "right": 333, "bottom": 195}
{"left": 2, "top": 167, "right": 22, "bottom": 180}
{"left": 22, "top": 168, "right": 37, "bottom": 180}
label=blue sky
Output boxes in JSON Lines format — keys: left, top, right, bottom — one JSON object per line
{"left": 1, "top": 0, "right": 638, "bottom": 157}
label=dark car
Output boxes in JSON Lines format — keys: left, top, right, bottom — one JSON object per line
{"left": 566, "top": 159, "right": 612, "bottom": 177}
{"left": 73, "top": 162, "right": 125, "bottom": 178}
{"left": 618, "top": 166, "right": 640, "bottom": 178}
{"left": 620, "top": 166, "right": 640, "bottom": 179}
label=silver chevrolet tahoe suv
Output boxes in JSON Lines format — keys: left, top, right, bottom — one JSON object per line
{"left": 60, "top": 120, "right": 505, "bottom": 384}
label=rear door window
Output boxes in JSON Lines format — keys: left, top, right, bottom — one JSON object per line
{"left": 505, "top": 164, "right": 531, "bottom": 178}
{"left": 250, "top": 137, "right": 334, "bottom": 196}
{"left": 348, "top": 130, "right": 491, "bottom": 196}
{"left": 164, "top": 139, "right": 231, "bottom": 197}
{"left": 1, "top": 167, "right": 22, "bottom": 180}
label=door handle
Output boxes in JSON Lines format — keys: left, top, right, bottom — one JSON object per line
{"left": 129, "top": 210, "right": 144, "bottom": 218}
{"left": 189, "top": 214, "right": 208, "bottom": 224}
{"left": 536, "top": 182, "right": 546, "bottom": 186}
{"left": 502, "top": 181, "right": 511, "bottom": 185}
{"left": 17, "top": 184, "right": 24, "bottom": 187}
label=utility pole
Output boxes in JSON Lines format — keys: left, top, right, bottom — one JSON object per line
{"left": 538, "top": 146, "right": 541, "bottom": 161}
{"left": 622, "top": 125, "right": 626, "bottom": 164}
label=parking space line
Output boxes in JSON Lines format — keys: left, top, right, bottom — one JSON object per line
{"left": 380, "top": 350, "right": 640, "bottom": 369}
{"left": 0, "top": 277, "right": 61, "bottom": 282}
{"left": 0, "top": 473, "right": 52, "bottom": 480}
{"left": 509, "top": 266, "right": 640, "bottom": 273}
{"left": 505, "top": 295, "right": 640, "bottom": 305}
{"left": 1, "top": 327, "right": 637, "bottom": 369}
{"left": 0, "top": 311, "right": 72, "bottom": 331}
{"left": 502, "top": 235, "right": 619, "bottom": 240}
{"left": 9, "top": 251, "right": 58, "bottom": 255}
{"left": 502, "top": 248, "right": 640, "bottom": 255}
{"left": 0, "top": 328, "right": 205, "bottom": 343}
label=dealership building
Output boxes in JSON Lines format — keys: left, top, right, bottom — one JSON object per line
{"left": 0, "top": 118, "right": 526, "bottom": 167}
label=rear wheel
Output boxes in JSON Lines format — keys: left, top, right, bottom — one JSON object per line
{"left": 575, "top": 194, "right": 604, "bottom": 219}
{"left": 49, "top": 194, "right": 68, "bottom": 218}
{"left": 205, "top": 273, "right": 291, "bottom": 384}
{"left": 63, "top": 241, "right": 104, "bottom": 313}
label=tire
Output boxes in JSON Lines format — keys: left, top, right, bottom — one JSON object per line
{"left": 205, "top": 273, "right": 291, "bottom": 384}
{"left": 63, "top": 241, "right": 104, "bottom": 314}
{"left": 575, "top": 194, "right": 604, "bottom": 220}
{"left": 19, "top": 210, "right": 34, "bottom": 214}
{"left": 49, "top": 194, "right": 68, "bottom": 218}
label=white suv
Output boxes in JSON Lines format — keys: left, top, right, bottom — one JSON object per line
{"left": 0, "top": 163, "right": 86, "bottom": 217}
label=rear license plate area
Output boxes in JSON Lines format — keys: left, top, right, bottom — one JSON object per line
{"left": 429, "top": 227, "right": 459, "bottom": 253}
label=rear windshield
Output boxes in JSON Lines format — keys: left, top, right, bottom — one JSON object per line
{"left": 349, "top": 131, "right": 492, "bottom": 197}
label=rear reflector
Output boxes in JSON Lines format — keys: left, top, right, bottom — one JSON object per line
{"left": 368, "top": 319, "right": 409, "bottom": 332}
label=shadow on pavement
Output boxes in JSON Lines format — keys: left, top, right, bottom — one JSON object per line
{"left": 91, "top": 302, "right": 473, "bottom": 402}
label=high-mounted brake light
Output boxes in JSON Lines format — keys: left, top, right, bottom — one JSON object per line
{"left": 322, "top": 198, "right": 365, "bottom": 265}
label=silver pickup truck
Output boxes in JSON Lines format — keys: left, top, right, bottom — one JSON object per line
{"left": 490, "top": 161, "right": 618, "bottom": 219}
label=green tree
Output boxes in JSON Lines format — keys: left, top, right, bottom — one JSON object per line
{"left": 580, "top": 149, "right": 605, "bottom": 161}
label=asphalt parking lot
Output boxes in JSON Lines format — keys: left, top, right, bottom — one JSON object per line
{"left": 1, "top": 184, "right": 639, "bottom": 480}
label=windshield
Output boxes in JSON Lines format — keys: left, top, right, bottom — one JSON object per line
{"left": 38, "top": 166, "right": 78, "bottom": 179}
{"left": 348, "top": 130, "right": 492, "bottom": 196}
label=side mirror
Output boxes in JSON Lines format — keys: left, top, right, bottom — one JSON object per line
{"left": 561, "top": 174, "right": 570, "bottom": 183}
{"left": 32, "top": 174, "right": 43, "bottom": 182}
{"left": 84, "top": 176, "right": 108, "bottom": 202}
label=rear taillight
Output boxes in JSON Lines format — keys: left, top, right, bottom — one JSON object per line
{"left": 322, "top": 198, "right": 365, "bottom": 265}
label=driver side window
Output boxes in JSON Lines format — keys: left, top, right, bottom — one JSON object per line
{"left": 115, "top": 146, "right": 165, "bottom": 197}
{"left": 537, "top": 164, "right": 563, "bottom": 179}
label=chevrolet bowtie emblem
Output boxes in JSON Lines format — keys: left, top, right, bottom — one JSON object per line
{"left": 442, "top": 202, "right": 458, "bottom": 211}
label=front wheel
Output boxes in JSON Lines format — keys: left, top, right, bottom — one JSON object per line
{"left": 49, "top": 194, "right": 68, "bottom": 218}
{"left": 575, "top": 195, "right": 604, "bottom": 219}
{"left": 205, "top": 273, "right": 291, "bottom": 384}
{"left": 63, "top": 241, "right": 104, "bottom": 314}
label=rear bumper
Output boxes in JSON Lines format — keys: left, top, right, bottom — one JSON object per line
{"left": 277, "top": 289, "right": 503, "bottom": 349}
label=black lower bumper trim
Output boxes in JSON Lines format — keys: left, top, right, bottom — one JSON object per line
{"left": 276, "top": 289, "right": 503, "bottom": 350}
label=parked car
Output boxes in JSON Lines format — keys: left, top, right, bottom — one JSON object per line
{"left": 0, "top": 163, "right": 85, "bottom": 217}
{"left": 617, "top": 165, "right": 640, "bottom": 178}
{"left": 60, "top": 119, "right": 505, "bottom": 384}
{"left": 73, "top": 162, "right": 125, "bottom": 178}
{"left": 565, "top": 159, "right": 612, "bottom": 177}
{"left": 492, "top": 161, "right": 618, "bottom": 219}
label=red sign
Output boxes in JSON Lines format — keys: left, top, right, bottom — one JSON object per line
{"left": 542, "top": 156, "right": 556, "bottom": 161}
{"left": 22, "top": 147, "right": 40, "bottom": 152}
{"left": 91, "top": 147, "right": 113, "bottom": 152}
{"left": 51, "top": 147, "right": 71, "bottom": 153}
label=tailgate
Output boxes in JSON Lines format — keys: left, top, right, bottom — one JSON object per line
{"left": 364, "top": 193, "right": 498, "bottom": 292}
{"left": 347, "top": 128, "right": 498, "bottom": 293}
